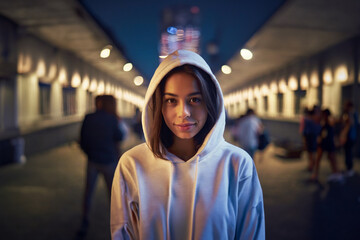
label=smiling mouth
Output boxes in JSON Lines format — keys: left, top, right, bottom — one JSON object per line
{"left": 176, "top": 123, "right": 195, "bottom": 127}
{"left": 175, "top": 123, "right": 196, "bottom": 130}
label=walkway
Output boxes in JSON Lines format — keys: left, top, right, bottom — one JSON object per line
{"left": 0, "top": 132, "right": 359, "bottom": 240}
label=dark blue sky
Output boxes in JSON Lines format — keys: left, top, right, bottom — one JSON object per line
{"left": 80, "top": 0, "right": 285, "bottom": 84}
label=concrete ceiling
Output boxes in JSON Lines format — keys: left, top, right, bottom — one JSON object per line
{"left": 0, "top": 0, "right": 147, "bottom": 95}
{"left": 1, "top": 0, "right": 360, "bottom": 96}
{"left": 217, "top": 0, "right": 360, "bottom": 94}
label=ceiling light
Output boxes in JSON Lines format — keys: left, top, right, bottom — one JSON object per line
{"left": 335, "top": 65, "right": 348, "bottom": 82}
{"left": 270, "top": 82, "right": 278, "bottom": 93}
{"left": 100, "top": 45, "right": 112, "bottom": 58}
{"left": 116, "top": 88, "right": 123, "bottom": 99}
{"left": 123, "top": 63, "right": 133, "bottom": 72}
{"left": 89, "top": 79, "right": 97, "bottom": 92}
{"left": 81, "top": 75, "right": 90, "bottom": 90}
{"left": 36, "top": 59, "right": 46, "bottom": 77}
{"left": 48, "top": 63, "right": 57, "bottom": 80}
{"left": 261, "top": 84, "right": 269, "bottom": 96}
{"left": 300, "top": 74, "right": 309, "bottom": 90}
{"left": 242, "top": 90, "right": 248, "bottom": 99}
{"left": 254, "top": 86, "right": 260, "bottom": 97}
{"left": 248, "top": 88, "right": 253, "bottom": 99}
{"left": 134, "top": 76, "right": 144, "bottom": 86}
{"left": 240, "top": 48, "right": 253, "bottom": 60}
{"left": 97, "top": 81, "right": 105, "bottom": 94}
{"left": 71, "top": 72, "right": 81, "bottom": 88}
{"left": 17, "top": 53, "right": 32, "bottom": 74}
{"left": 279, "top": 79, "right": 287, "bottom": 93}
{"left": 323, "top": 69, "right": 332, "bottom": 84}
{"left": 310, "top": 71, "right": 319, "bottom": 87}
{"left": 221, "top": 65, "right": 232, "bottom": 74}
{"left": 105, "top": 82, "right": 112, "bottom": 94}
{"left": 58, "top": 68, "right": 67, "bottom": 85}
{"left": 288, "top": 76, "right": 298, "bottom": 90}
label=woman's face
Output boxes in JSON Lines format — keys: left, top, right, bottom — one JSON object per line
{"left": 162, "top": 72, "right": 208, "bottom": 140}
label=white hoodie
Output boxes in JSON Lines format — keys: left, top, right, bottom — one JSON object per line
{"left": 111, "top": 50, "right": 265, "bottom": 240}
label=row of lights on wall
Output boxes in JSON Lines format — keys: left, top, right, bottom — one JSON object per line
{"left": 18, "top": 57, "right": 144, "bottom": 109}
{"left": 16, "top": 45, "right": 145, "bottom": 108}
{"left": 78, "top": 74, "right": 144, "bottom": 108}
{"left": 100, "top": 45, "right": 144, "bottom": 87}
{"left": 221, "top": 48, "right": 253, "bottom": 75}
{"left": 224, "top": 80, "right": 295, "bottom": 106}
{"left": 68, "top": 71, "right": 144, "bottom": 108}
{"left": 224, "top": 64, "right": 349, "bottom": 106}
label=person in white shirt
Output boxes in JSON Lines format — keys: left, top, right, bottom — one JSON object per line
{"left": 110, "top": 50, "right": 265, "bottom": 240}
{"left": 234, "top": 108, "right": 263, "bottom": 158}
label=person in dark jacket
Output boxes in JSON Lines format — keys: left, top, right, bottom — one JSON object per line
{"left": 78, "top": 95, "right": 124, "bottom": 236}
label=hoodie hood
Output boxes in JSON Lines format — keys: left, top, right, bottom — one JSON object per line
{"left": 142, "top": 49, "right": 225, "bottom": 159}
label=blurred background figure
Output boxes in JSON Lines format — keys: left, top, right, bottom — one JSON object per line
{"left": 340, "top": 100, "right": 359, "bottom": 177}
{"left": 78, "top": 95, "right": 124, "bottom": 237}
{"left": 232, "top": 108, "right": 263, "bottom": 159}
{"left": 311, "top": 109, "right": 343, "bottom": 183}
{"left": 299, "top": 107, "right": 310, "bottom": 160}
{"left": 132, "top": 107, "right": 144, "bottom": 141}
{"left": 299, "top": 107, "right": 310, "bottom": 136}
{"left": 102, "top": 95, "right": 129, "bottom": 146}
{"left": 303, "top": 105, "right": 322, "bottom": 172}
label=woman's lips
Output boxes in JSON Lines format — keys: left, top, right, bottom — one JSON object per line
{"left": 175, "top": 123, "right": 195, "bottom": 131}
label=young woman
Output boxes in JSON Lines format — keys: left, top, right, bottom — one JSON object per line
{"left": 111, "top": 50, "right": 265, "bottom": 239}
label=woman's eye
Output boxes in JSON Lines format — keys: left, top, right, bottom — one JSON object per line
{"left": 190, "top": 97, "right": 201, "bottom": 103}
{"left": 165, "top": 98, "right": 176, "bottom": 104}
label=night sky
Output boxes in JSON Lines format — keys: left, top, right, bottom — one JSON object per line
{"left": 80, "top": 0, "right": 286, "bottom": 84}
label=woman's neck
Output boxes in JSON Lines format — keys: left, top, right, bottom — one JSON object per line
{"left": 168, "top": 137, "right": 197, "bottom": 161}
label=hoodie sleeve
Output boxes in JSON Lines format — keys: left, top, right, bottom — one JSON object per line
{"left": 110, "top": 159, "right": 139, "bottom": 240}
{"left": 235, "top": 161, "right": 265, "bottom": 240}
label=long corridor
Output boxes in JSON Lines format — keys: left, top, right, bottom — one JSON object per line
{"left": 0, "top": 132, "right": 359, "bottom": 240}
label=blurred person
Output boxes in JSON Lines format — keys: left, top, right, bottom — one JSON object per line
{"left": 339, "top": 100, "right": 358, "bottom": 177}
{"left": 299, "top": 107, "right": 310, "bottom": 135}
{"left": 303, "top": 105, "right": 322, "bottom": 172}
{"left": 299, "top": 107, "right": 310, "bottom": 160}
{"left": 132, "top": 107, "right": 144, "bottom": 141}
{"left": 110, "top": 50, "right": 265, "bottom": 239}
{"left": 78, "top": 95, "right": 124, "bottom": 236}
{"left": 310, "top": 109, "right": 343, "bottom": 182}
{"left": 230, "top": 113, "right": 245, "bottom": 142}
{"left": 103, "top": 94, "right": 129, "bottom": 144}
{"left": 233, "top": 108, "right": 263, "bottom": 159}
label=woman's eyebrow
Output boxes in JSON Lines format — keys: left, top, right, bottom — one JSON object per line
{"left": 188, "top": 92, "right": 201, "bottom": 96}
{"left": 163, "top": 93, "right": 177, "bottom": 97}
{"left": 163, "top": 92, "right": 201, "bottom": 97}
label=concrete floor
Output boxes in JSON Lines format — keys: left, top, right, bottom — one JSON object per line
{"left": 0, "top": 133, "right": 359, "bottom": 240}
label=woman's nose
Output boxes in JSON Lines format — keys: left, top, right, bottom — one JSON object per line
{"left": 178, "top": 102, "right": 190, "bottom": 118}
